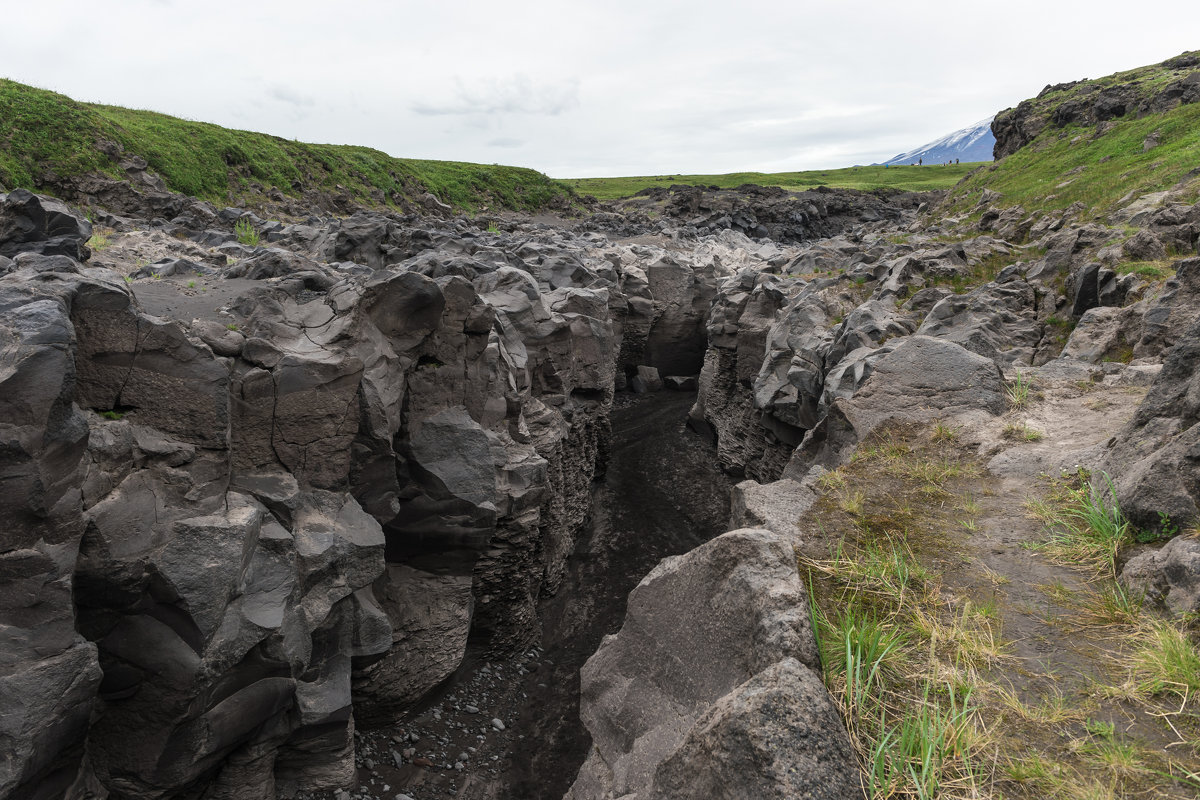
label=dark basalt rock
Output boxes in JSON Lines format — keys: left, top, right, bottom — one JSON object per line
{"left": 0, "top": 188, "right": 92, "bottom": 261}
{"left": 1104, "top": 312, "right": 1200, "bottom": 533}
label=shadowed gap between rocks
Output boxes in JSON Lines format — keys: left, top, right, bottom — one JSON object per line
{"left": 500, "top": 390, "right": 734, "bottom": 799}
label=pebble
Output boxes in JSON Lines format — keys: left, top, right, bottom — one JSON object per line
{"left": 491, "top": 718, "right": 505, "bottom": 731}
{"left": 464, "top": 704, "right": 479, "bottom": 714}
{"left": 391, "top": 750, "right": 403, "bottom": 768}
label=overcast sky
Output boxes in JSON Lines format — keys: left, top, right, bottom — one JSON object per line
{"left": 5, "top": 2, "right": 1199, "bottom": 178}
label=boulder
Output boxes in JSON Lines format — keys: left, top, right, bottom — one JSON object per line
{"left": 647, "top": 659, "right": 861, "bottom": 800}
{"left": 631, "top": 365, "right": 665, "bottom": 393}
{"left": 1059, "top": 305, "right": 1143, "bottom": 364}
{"left": 130, "top": 257, "right": 216, "bottom": 279}
{"left": 1123, "top": 229, "right": 1167, "bottom": 261}
{"left": 1104, "top": 314, "right": 1200, "bottom": 531}
{"left": 729, "top": 477, "right": 818, "bottom": 539}
{"left": 915, "top": 280, "right": 1042, "bottom": 365}
{"left": 663, "top": 375, "right": 698, "bottom": 391}
{"left": 0, "top": 189, "right": 92, "bottom": 261}
{"left": 566, "top": 528, "right": 821, "bottom": 800}
{"left": 1135, "top": 257, "right": 1200, "bottom": 358}
{"left": 837, "top": 335, "right": 1006, "bottom": 424}
{"left": 1121, "top": 536, "right": 1200, "bottom": 617}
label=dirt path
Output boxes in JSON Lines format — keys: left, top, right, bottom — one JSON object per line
{"left": 951, "top": 368, "right": 1199, "bottom": 798}
{"left": 959, "top": 372, "right": 1144, "bottom": 680}
{"left": 803, "top": 364, "right": 1198, "bottom": 798}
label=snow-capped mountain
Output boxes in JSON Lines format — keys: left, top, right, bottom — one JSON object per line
{"left": 881, "top": 116, "right": 996, "bottom": 165}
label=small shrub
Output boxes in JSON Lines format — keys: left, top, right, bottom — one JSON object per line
{"left": 839, "top": 489, "right": 866, "bottom": 516}
{"left": 234, "top": 218, "right": 260, "bottom": 246}
{"left": 817, "top": 468, "right": 847, "bottom": 492}
{"left": 1115, "top": 260, "right": 1173, "bottom": 280}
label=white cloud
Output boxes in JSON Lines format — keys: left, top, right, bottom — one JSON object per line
{"left": 412, "top": 75, "right": 580, "bottom": 117}
{"left": 268, "top": 85, "right": 315, "bottom": 108}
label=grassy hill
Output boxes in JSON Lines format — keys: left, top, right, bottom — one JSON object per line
{"left": 0, "top": 79, "right": 577, "bottom": 213}
{"left": 568, "top": 163, "right": 983, "bottom": 201}
{"left": 944, "top": 51, "right": 1200, "bottom": 219}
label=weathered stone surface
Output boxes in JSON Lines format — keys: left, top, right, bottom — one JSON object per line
{"left": 841, "top": 335, "right": 1006, "bottom": 419}
{"left": 1060, "top": 305, "right": 1144, "bottom": 364}
{"left": 915, "top": 280, "right": 1043, "bottom": 365}
{"left": 566, "top": 528, "right": 819, "bottom": 800}
{"left": 352, "top": 566, "right": 473, "bottom": 725}
{"left": 630, "top": 365, "right": 664, "bottom": 393}
{"left": 1135, "top": 257, "right": 1200, "bottom": 358}
{"left": 729, "top": 478, "right": 818, "bottom": 539}
{"left": 690, "top": 270, "right": 794, "bottom": 480}
{"left": 0, "top": 256, "right": 100, "bottom": 799}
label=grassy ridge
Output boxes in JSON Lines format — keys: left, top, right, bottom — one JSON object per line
{"left": 945, "top": 52, "right": 1200, "bottom": 220}
{"left": 945, "top": 99, "right": 1200, "bottom": 219}
{"left": 566, "top": 163, "right": 984, "bottom": 200}
{"left": 0, "top": 79, "right": 576, "bottom": 212}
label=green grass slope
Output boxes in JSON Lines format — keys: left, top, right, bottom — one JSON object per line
{"left": 568, "top": 163, "right": 982, "bottom": 201}
{"left": 0, "top": 79, "right": 577, "bottom": 213}
{"left": 944, "top": 52, "right": 1200, "bottom": 219}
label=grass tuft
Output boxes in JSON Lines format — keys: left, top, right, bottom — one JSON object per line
{"left": 1005, "top": 370, "right": 1034, "bottom": 410}
{"left": 1131, "top": 620, "right": 1200, "bottom": 701}
{"left": 1026, "top": 469, "right": 1130, "bottom": 575}
{"left": 1003, "top": 422, "right": 1045, "bottom": 442}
